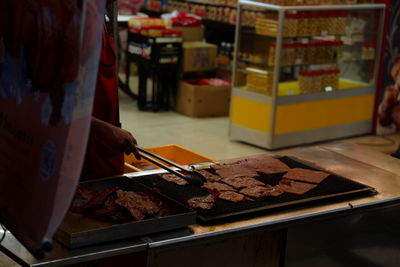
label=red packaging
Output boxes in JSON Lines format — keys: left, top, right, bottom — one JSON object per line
{"left": 172, "top": 11, "right": 202, "bottom": 27}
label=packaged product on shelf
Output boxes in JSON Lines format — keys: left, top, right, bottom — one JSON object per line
{"left": 268, "top": 43, "right": 276, "bottom": 66}
{"left": 324, "top": 68, "right": 340, "bottom": 90}
{"left": 140, "top": 25, "right": 167, "bottom": 37}
{"left": 229, "top": 9, "right": 237, "bottom": 24}
{"left": 281, "top": 44, "right": 289, "bottom": 66}
{"left": 321, "top": 69, "right": 330, "bottom": 90}
{"left": 217, "top": 7, "right": 224, "bottom": 21}
{"left": 245, "top": 68, "right": 274, "bottom": 95}
{"left": 284, "top": 14, "right": 299, "bottom": 37}
{"left": 128, "top": 17, "right": 170, "bottom": 29}
{"left": 299, "top": 68, "right": 340, "bottom": 94}
{"left": 256, "top": 17, "right": 278, "bottom": 36}
{"left": 336, "top": 11, "right": 348, "bottom": 35}
{"left": 162, "top": 11, "right": 203, "bottom": 42}
{"left": 297, "top": 13, "right": 310, "bottom": 37}
{"left": 326, "top": 41, "right": 336, "bottom": 62}
{"left": 305, "top": 0, "right": 318, "bottom": 6}
{"left": 326, "top": 12, "right": 337, "bottom": 35}
{"left": 207, "top": 6, "right": 216, "bottom": 20}
{"left": 282, "top": 43, "right": 296, "bottom": 66}
{"left": 305, "top": 42, "right": 317, "bottom": 64}
{"left": 314, "top": 42, "right": 325, "bottom": 64}
{"left": 361, "top": 43, "right": 375, "bottom": 60}
{"left": 226, "top": 0, "right": 237, "bottom": 7}
{"left": 299, "top": 70, "right": 313, "bottom": 93}
{"left": 312, "top": 70, "right": 323, "bottom": 92}
{"left": 310, "top": 13, "right": 321, "bottom": 36}
{"left": 223, "top": 7, "right": 231, "bottom": 23}
{"left": 294, "top": 42, "right": 306, "bottom": 65}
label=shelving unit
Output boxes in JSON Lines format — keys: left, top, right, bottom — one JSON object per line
{"left": 229, "top": 0, "right": 385, "bottom": 149}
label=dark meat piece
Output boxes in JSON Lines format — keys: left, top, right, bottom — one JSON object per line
{"left": 214, "top": 165, "right": 259, "bottom": 179}
{"left": 270, "top": 186, "right": 284, "bottom": 197}
{"left": 197, "top": 170, "right": 222, "bottom": 182}
{"left": 93, "top": 197, "right": 119, "bottom": 217}
{"left": 240, "top": 185, "right": 281, "bottom": 198}
{"left": 70, "top": 186, "right": 170, "bottom": 223}
{"left": 210, "top": 163, "right": 236, "bottom": 170}
{"left": 222, "top": 176, "right": 265, "bottom": 189}
{"left": 218, "top": 191, "right": 252, "bottom": 202}
{"left": 155, "top": 206, "right": 170, "bottom": 218}
{"left": 115, "top": 189, "right": 161, "bottom": 216}
{"left": 94, "top": 197, "right": 132, "bottom": 222}
{"left": 159, "top": 173, "right": 189, "bottom": 186}
{"left": 70, "top": 188, "right": 96, "bottom": 213}
{"left": 202, "top": 182, "right": 235, "bottom": 192}
{"left": 240, "top": 155, "right": 290, "bottom": 174}
{"left": 277, "top": 179, "right": 317, "bottom": 195}
{"left": 83, "top": 187, "right": 118, "bottom": 210}
{"left": 187, "top": 195, "right": 216, "bottom": 210}
{"left": 70, "top": 187, "right": 117, "bottom": 213}
{"left": 283, "top": 168, "right": 329, "bottom": 184}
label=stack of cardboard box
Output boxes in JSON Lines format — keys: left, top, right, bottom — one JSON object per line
{"left": 174, "top": 25, "right": 231, "bottom": 117}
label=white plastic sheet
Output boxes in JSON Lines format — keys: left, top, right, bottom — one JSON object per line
{"left": 0, "top": 0, "right": 106, "bottom": 257}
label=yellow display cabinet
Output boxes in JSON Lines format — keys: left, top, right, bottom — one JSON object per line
{"left": 229, "top": 0, "right": 385, "bottom": 149}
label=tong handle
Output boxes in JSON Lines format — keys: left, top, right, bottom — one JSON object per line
{"left": 137, "top": 146, "right": 188, "bottom": 172}
{"left": 138, "top": 153, "right": 188, "bottom": 179}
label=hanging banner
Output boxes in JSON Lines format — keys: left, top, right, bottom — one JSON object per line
{"left": 0, "top": 0, "right": 106, "bottom": 257}
{"left": 376, "top": 0, "right": 400, "bottom": 135}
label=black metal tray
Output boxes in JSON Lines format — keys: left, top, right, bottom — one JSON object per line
{"left": 133, "top": 156, "right": 377, "bottom": 222}
{"left": 55, "top": 176, "right": 196, "bottom": 248}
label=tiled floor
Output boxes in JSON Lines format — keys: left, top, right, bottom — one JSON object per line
{"left": 119, "top": 89, "right": 400, "bottom": 161}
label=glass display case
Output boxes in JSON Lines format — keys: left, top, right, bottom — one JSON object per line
{"left": 229, "top": 0, "right": 385, "bottom": 149}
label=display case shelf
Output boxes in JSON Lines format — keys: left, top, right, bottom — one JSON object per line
{"left": 229, "top": 0, "right": 385, "bottom": 149}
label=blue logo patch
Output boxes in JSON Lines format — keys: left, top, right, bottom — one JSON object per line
{"left": 40, "top": 141, "right": 57, "bottom": 181}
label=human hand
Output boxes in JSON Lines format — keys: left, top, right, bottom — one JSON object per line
{"left": 90, "top": 117, "right": 141, "bottom": 160}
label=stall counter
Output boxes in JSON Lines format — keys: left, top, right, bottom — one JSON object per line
{"left": 1, "top": 143, "right": 400, "bottom": 266}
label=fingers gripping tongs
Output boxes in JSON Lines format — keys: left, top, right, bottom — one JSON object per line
{"left": 137, "top": 146, "right": 206, "bottom": 186}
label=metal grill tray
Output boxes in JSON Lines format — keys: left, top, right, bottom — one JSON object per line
{"left": 134, "top": 156, "right": 377, "bottom": 222}
{"left": 55, "top": 176, "right": 196, "bottom": 248}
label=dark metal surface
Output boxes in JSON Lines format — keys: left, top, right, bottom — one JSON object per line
{"left": 134, "top": 156, "right": 376, "bottom": 222}
{"left": 55, "top": 176, "right": 196, "bottom": 249}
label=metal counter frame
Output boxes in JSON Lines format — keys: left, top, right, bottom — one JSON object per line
{"left": 229, "top": 1, "right": 386, "bottom": 149}
{"left": 1, "top": 143, "right": 400, "bottom": 266}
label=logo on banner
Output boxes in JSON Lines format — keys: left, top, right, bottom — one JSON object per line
{"left": 40, "top": 140, "right": 57, "bottom": 181}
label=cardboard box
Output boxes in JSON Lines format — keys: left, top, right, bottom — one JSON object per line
{"left": 172, "top": 26, "right": 204, "bottom": 42}
{"left": 182, "top": 42, "right": 217, "bottom": 72}
{"left": 176, "top": 80, "right": 231, "bottom": 117}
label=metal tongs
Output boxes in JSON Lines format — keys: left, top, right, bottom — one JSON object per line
{"left": 137, "top": 146, "right": 206, "bottom": 186}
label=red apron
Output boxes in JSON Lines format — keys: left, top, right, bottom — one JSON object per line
{"left": 81, "top": 24, "right": 124, "bottom": 180}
